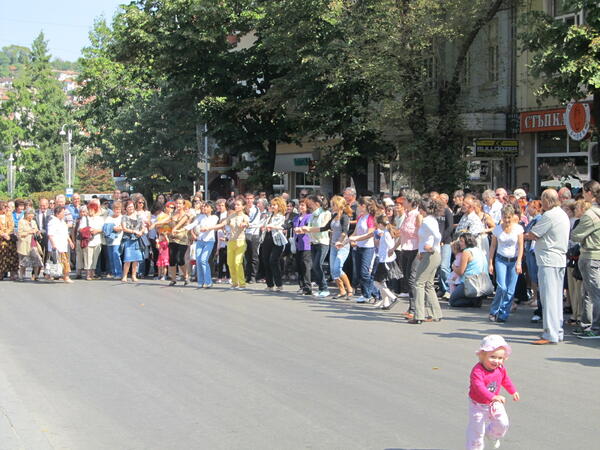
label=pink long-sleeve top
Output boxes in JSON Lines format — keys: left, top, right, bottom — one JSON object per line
{"left": 400, "top": 208, "right": 419, "bottom": 251}
{"left": 468, "top": 363, "right": 517, "bottom": 404}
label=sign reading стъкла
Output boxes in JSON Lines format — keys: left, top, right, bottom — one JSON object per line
{"left": 474, "top": 139, "right": 519, "bottom": 157}
{"left": 565, "top": 101, "right": 591, "bottom": 141}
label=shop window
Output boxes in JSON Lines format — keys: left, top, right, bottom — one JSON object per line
{"left": 461, "top": 51, "right": 471, "bottom": 86}
{"left": 295, "top": 171, "right": 320, "bottom": 198}
{"left": 538, "top": 155, "right": 589, "bottom": 190}
{"left": 538, "top": 130, "right": 586, "bottom": 153}
{"left": 553, "top": 0, "right": 584, "bottom": 25}
{"left": 424, "top": 54, "right": 436, "bottom": 90}
{"left": 487, "top": 19, "right": 499, "bottom": 83}
{"left": 538, "top": 131, "right": 567, "bottom": 153}
{"left": 272, "top": 172, "right": 285, "bottom": 194}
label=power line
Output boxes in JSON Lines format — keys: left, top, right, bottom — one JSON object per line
{"left": 0, "top": 17, "right": 91, "bottom": 29}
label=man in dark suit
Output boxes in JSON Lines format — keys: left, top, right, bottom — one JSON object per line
{"left": 35, "top": 197, "right": 52, "bottom": 262}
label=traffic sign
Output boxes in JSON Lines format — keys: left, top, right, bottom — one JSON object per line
{"left": 65, "top": 188, "right": 74, "bottom": 198}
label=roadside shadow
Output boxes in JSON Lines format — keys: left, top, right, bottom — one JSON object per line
{"left": 546, "top": 357, "right": 600, "bottom": 367}
{"left": 385, "top": 448, "right": 447, "bottom": 450}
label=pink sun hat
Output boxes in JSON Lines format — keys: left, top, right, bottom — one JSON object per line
{"left": 476, "top": 335, "right": 512, "bottom": 356}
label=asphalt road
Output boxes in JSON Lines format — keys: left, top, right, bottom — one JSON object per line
{"left": 0, "top": 279, "right": 598, "bottom": 450}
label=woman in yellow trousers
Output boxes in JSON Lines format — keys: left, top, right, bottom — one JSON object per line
{"left": 200, "top": 199, "right": 249, "bottom": 289}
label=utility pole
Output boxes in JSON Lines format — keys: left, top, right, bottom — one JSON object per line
{"left": 195, "top": 123, "right": 210, "bottom": 200}
{"left": 7, "top": 152, "right": 15, "bottom": 197}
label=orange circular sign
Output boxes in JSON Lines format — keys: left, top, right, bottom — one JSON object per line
{"left": 565, "top": 101, "right": 591, "bottom": 141}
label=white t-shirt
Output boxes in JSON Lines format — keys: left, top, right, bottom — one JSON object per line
{"left": 87, "top": 215, "right": 105, "bottom": 247}
{"left": 493, "top": 224, "right": 524, "bottom": 258}
{"left": 377, "top": 230, "right": 396, "bottom": 263}
{"left": 48, "top": 216, "right": 69, "bottom": 252}
{"left": 105, "top": 215, "right": 124, "bottom": 245}
{"left": 355, "top": 214, "right": 375, "bottom": 248}
{"left": 186, "top": 214, "right": 218, "bottom": 242}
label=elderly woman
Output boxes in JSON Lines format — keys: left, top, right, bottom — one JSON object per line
{"left": 47, "top": 206, "right": 75, "bottom": 283}
{"left": 121, "top": 200, "right": 146, "bottom": 282}
{"left": 0, "top": 201, "right": 19, "bottom": 280}
{"left": 81, "top": 202, "right": 105, "bottom": 280}
{"left": 16, "top": 208, "right": 43, "bottom": 280}
{"left": 74, "top": 205, "right": 88, "bottom": 279}
{"left": 408, "top": 198, "right": 443, "bottom": 324}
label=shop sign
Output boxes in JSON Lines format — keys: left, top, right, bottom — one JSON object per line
{"left": 474, "top": 139, "right": 519, "bottom": 157}
{"left": 565, "top": 101, "right": 591, "bottom": 141}
{"left": 294, "top": 157, "right": 311, "bottom": 166}
{"left": 520, "top": 108, "right": 565, "bottom": 133}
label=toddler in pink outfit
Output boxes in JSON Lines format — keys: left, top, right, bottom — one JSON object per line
{"left": 466, "top": 335, "right": 520, "bottom": 450}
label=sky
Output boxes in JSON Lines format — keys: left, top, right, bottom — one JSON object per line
{"left": 0, "top": 0, "right": 127, "bottom": 62}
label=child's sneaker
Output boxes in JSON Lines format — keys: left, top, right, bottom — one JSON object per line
{"left": 493, "top": 439, "right": 501, "bottom": 448}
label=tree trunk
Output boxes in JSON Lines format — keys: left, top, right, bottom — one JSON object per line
{"left": 347, "top": 155, "right": 369, "bottom": 195}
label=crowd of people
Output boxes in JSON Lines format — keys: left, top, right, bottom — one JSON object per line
{"left": 1, "top": 181, "right": 600, "bottom": 343}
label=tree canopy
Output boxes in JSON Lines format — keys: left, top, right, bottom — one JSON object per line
{"left": 0, "top": 33, "right": 71, "bottom": 195}
{"left": 521, "top": 0, "right": 600, "bottom": 130}
{"left": 78, "top": 0, "right": 510, "bottom": 194}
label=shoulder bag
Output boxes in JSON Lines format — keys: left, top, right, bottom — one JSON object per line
{"left": 464, "top": 272, "right": 494, "bottom": 298}
{"left": 43, "top": 250, "right": 63, "bottom": 278}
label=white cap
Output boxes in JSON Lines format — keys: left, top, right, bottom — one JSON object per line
{"left": 382, "top": 198, "right": 394, "bottom": 207}
{"left": 513, "top": 188, "right": 527, "bottom": 200}
{"left": 476, "top": 335, "right": 512, "bottom": 356}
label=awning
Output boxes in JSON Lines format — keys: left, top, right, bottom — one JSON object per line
{"left": 273, "top": 153, "right": 313, "bottom": 172}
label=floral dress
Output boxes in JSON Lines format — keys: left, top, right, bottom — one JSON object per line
{"left": 0, "top": 213, "right": 19, "bottom": 274}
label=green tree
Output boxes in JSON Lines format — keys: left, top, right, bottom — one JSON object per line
{"left": 0, "top": 33, "right": 70, "bottom": 195}
{"left": 78, "top": 17, "right": 201, "bottom": 198}
{"left": 521, "top": 0, "right": 600, "bottom": 130}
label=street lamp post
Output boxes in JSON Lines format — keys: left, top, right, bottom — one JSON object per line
{"left": 7, "top": 152, "right": 15, "bottom": 197}
{"left": 59, "top": 125, "right": 77, "bottom": 190}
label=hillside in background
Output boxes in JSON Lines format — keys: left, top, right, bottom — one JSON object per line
{"left": 0, "top": 45, "right": 80, "bottom": 78}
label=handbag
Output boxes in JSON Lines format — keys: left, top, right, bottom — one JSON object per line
{"left": 288, "top": 236, "right": 297, "bottom": 254}
{"left": 43, "top": 251, "right": 63, "bottom": 278}
{"left": 464, "top": 272, "right": 494, "bottom": 298}
{"left": 77, "top": 218, "right": 92, "bottom": 248}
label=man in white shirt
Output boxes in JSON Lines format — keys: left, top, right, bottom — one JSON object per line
{"left": 35, "top": 198, "right": 52, "bottom": 262}
{"left": 527, "top": 189, "right": 570, "bottom": 345}
{"left": 483, "top": 189, "right": 502, "bottom": 224}
{"left": 244, "top": 193, "right": 261, "bottom": 283}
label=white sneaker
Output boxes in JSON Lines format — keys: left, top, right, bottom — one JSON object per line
{"left": 442, "top": 292, "right": 451, "bottom": 299}
{"left": 318, "top": 290, "right": 330, "bottom": 298}
{"left": 397, "top": 292, "right": 409, "bottom": 298}
{"left": 373, "top": 299, "right": 384, "bottom": 308}
{"left": 356, "top": 296, "right": 367, "bottom": 303}
{"left": 493, "top": 439, "right": 501, "bottom": 448}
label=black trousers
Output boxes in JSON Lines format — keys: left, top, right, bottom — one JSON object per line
{"left": 245, "top": 235, "right": 260, "bottom": 282}
{"left": 399, "top": 249, "right": 418, "bottom": 295}
{"left": 216, "top": 247, "right": 229, "bottom": 279}
{"left": 295, "top": 250, "right": 312, "bottom": 293}
{"left": 260, "top": 234, "right": 285, "bottom": 288}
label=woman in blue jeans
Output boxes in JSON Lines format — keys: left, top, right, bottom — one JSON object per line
{"left": 488, "top": 205, "right": 524, "bottom": 322}
{"left": 304, "top": 195, "right": 354, "bottom": 298}
{"left": 349, "top": 197, "right": 378, "bottom": 303}
{"left": 188, "top": 202, "right": 218, "bottom": 288}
